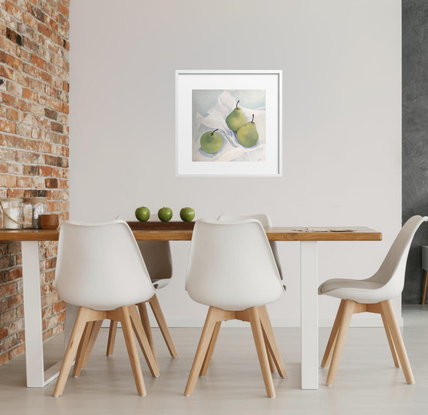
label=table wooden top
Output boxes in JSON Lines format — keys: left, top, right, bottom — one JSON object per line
{"left": 0, "top": 226, "right": 382, "bottom": 242}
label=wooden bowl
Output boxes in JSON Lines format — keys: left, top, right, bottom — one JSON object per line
{"left": 40, "top": 214, "right": 59, "bottom": 230}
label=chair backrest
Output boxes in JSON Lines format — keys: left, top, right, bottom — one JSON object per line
{"left": 218, "top": 214, "right": 283, "bottom": 280}
{"left": 370, "top": 215, "right": 428, "bottom": 296}
{"left": 137, "top": 241, "right": 172, "bottom": 281}
{"left": 185, "top": 219, "right": 284, "bottom": 311}
{"left": 55, "top": 220, "right": 155, "bottom": 310}
{"left": 117, "top": 214, "right": 173, "bottom": 282}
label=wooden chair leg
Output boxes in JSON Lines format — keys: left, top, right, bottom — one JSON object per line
{"left": 326, "top": 299, "right": 355, "bottom": 386}
{"left": 106, "top": 320, "right": 118, "bottom": 356}
{"left": 381, "top": 300, "right": 415, "bottom": 384}
{"left": 258, "top": 306, "right": 287, "bottom": 379}
{"left": 200, "top": 321, "right": 221, "bottom": 376}
{"left": 129, "top": 305, "right": 160, "bottom": 378}
{"left": 149, "top": 295, "right": 178, "bottom": 358}
{"left": 321, "top": 300, "right": 345, "bottom": 368}
{"left": 72, "top": 321, "right": 94, "bottom": 377}
{"left": 184, "top": 307, "right": 220, "bottom": 396}
{"left": 79, "top": 320, "right": 103, "bottom": 370}
{"left": 117, "top": 306, "right": 146, "bottom": 396}
{"left": 380, "top": 312, "right": 400, "bottom": 368}
{"left": 53, "top": 307, "right": 94, "bottom": 397}
{"left": 264, "top": 331, "right": 277, "bottom": 373}
{"left": 422, "top": 271, "right": 428, "bottom": 305}
{"left": 138, "top": 302, "right": 159, "bottom": 370}
{"left": 248, "top": 307, "right": 275, "bottom": 398}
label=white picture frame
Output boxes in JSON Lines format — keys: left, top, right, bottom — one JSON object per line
{"left": 176, "top": 70, "right": 282, "bottom": 177}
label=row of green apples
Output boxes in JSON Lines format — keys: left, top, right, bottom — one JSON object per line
{"left": 201, "top": 101, "right": 259, "bottom": 154}
{"left": 135, "top": 206, "right": 195, "bottom": 222}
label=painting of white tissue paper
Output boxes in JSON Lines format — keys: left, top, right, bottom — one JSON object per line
{"left": 192, "top": 90, "right": 266, "bottom": 162}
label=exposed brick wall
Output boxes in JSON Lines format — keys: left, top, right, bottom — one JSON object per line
{"left": 0, "top": 0, "right": 69, "bottom": 366}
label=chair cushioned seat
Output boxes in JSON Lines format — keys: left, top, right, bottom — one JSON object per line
{"left": 318, "top": 278, "right": 384, "bottom": 303}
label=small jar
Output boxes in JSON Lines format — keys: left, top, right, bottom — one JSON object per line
{"left": 22, "top": 197, "right": 47, "bottom": 229}
{"left": 0, "top": 198, "right": 24, "bottom": 229}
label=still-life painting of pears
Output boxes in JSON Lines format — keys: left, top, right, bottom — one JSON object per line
{"left": 192, "top": 89, "right": 266, "bottom": 162}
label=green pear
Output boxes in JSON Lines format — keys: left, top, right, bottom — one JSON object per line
{"left": 226, "top": 100, "right": 247, "bottom": 132}
{"left": 200, "top": 129, "right": 223, "bottom": 154}
{"left": 237, "top": 114, "right": 259, "bottom": 147}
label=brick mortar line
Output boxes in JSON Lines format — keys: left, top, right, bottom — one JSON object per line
{"left": 0, "top": 138, "right": 69, "bottom": 149}
{"left": 0, "top": 178, "right": 70, "bottom": 186}
{"left": 0, "top": 171, "right": 70, "bottom": 178}
{"left": 0, "top": 174, "right": 69, "bottom": 181}
{"left": 0, "top": 143, "right": 69, "bottom": 154}
{"left": 0, "top": 144, "right": 70, "bottom": 155}
{"left": 0, "top": 133, "right": 69, "bottom": 143}
{"left": 0, "top": 144, "right": 69, "bottom": 155}
{"left": 0, "top": 144, "right": 69, "bottom": 156}
{"left": 0, "top": 162, "right": 67, "bottom": 170}
{"left": 0, "top": 184, "right": 69, "bottom": 190}
{"left": 0, "top": 191, "right": 69, "bottom": 197}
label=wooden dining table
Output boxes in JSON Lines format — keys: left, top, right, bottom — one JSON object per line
{"left": 0, "top": 225, "right": 382, "bottom": 390}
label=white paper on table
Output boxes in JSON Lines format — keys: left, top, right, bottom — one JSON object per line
{"left": 193, "top": 91, "right": 266, "bottom": 162}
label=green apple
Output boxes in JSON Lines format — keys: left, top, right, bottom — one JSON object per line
{"left": 180, "top": 207, "right": 195, "bottom": 222}
{"left": 158, "top": 207, "right": 173, "bottom": 222}
{"left": 135, "top": 206, "right": 150, "bottom": 222}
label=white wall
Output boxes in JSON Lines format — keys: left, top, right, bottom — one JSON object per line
{"left": 69, "top": 0, "right": 402, "bottom": 327}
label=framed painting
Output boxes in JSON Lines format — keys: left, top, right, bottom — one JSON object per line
{"left": 175, "top": 70, "right": 282, "bottom": 177}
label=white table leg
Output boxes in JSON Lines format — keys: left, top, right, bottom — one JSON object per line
{"left": 300, "top": 241, "right": 319, "bottom": 389}
{"left": 22, "top": 241, "right": 58, "bottom": 387}
{"left": 21, "top": 241, "right": 78, "bottom": 388}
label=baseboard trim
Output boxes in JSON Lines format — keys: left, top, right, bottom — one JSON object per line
{"left": 101, "top": 315, "right": 404, "bottom": 329}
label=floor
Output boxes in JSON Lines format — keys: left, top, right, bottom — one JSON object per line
{"left": 1, "top": 305, "right": 427, "bottom": 415}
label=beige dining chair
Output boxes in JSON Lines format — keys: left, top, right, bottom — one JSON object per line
{"left": 318, "top": 215, "right": 427, "bottom": 386}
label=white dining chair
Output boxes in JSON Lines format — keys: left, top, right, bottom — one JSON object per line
{"left": 318, "top": 215, "right": 428, "bottom": 386}
{"left": 106, "top": 214, "right": 177, "bottom": 366}
{"left": 184, "top": 219, "right": 287, "bottom": 398}
{"left": 218, "top": 214, "right": 285, "bottom": 374}
{"left": 53, "top": 220, "right": 160, "bottom": 397}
